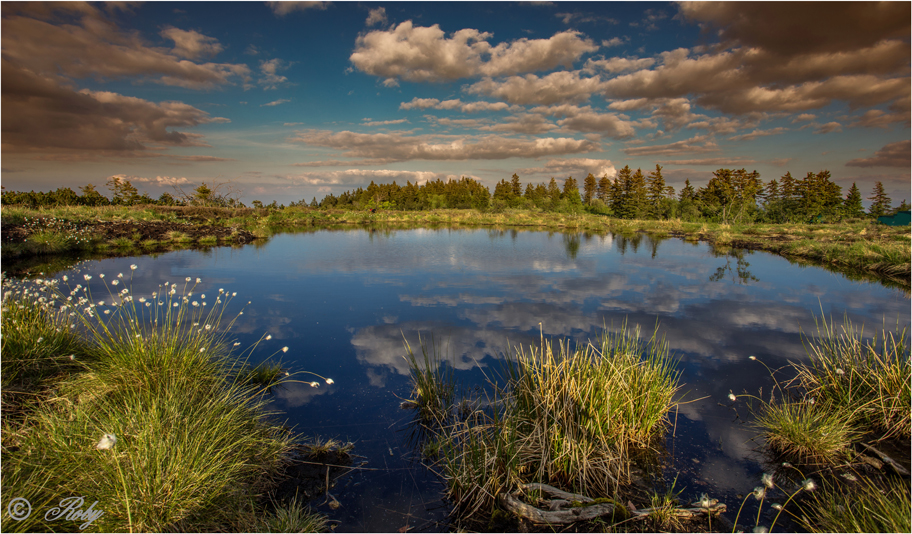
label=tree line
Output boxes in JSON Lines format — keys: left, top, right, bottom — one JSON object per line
{"left": 303, "top": 166, "right": 907, "bottom": 223}
{"left": 2, "top": 168, "right": 907, "bottom": 224}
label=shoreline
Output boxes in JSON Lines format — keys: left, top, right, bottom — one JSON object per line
{"left": 2, "top": 205, "right": 909, "bottom": 289}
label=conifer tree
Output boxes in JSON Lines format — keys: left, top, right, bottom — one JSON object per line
{"left": 583, "top": 173, "right": 597, "bottom": 204}
{"left": 597, "top": 174, "right": 611, "bottom": 202}
{"left": 646, "top": 164, "right": 666, "bottom": 217}
{"left": 511, "top": 173, "right": 522, "bottom": 197}
{"left": 678, "top": 179, "right": 696, "bottom": 202}
{"left": 843, "top": 182, "right": 863, "bottom": 218}
{"left": 868, "top": 181, "right": 891, "bottom": 217}
{"left": 562, "top": 176, "right": 582, "bottom": 205}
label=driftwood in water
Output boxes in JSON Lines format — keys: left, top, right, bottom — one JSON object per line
{"left": 860, "top": 442, "right": 911, "bottom": 476}
{"left": 496, "top": 483, "right": 727, "bottom": 526}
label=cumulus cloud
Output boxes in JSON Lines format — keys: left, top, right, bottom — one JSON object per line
{"left": 259, "top": 58, "right": 290, "bottom": 89}
{"left": 160, "top": 27, "right": 224, "bottom": 59}
{"left": 1, "top": 8, "right": 250, "bottom": 90}
{"left": 171, "top": 155, "right": 237, "bottom": 162}
{"left": 845, "top": 140, "right": 911, "bottom": 168}
{"left": 288, "top": 130, "right": 598, "bottom": 162}
{"left": 467, "top": 71, "right": 603, "bottom": 105}
{"left": 261, "top": 98, "right": 291, "bottom": 107}
{"left": 400, "top": 97, "right": 511, "bottom": 113}
{"left": 1, "top": 60, "right": 227, "bottom": 153}
{"left": 585, "top": 56, "right": 655, "bottom": 73}
{"left": 268, "top": 2, "right": 328, "bottom": 16}
{"left": 517, "top": 158, "right": 617, "bottom": 179}
{"left": 365, "top": 7, "right": 387, "bottom": 26}
{"left": 555, "top": 110, "right": 637, "bottom": 139}
{"left": 480, "top": 113, "right": 557, "bottom": 135}
{"left": 130, "top": 175, "right": 193, "bottom": 186}
{"left": 350, "top": 22, "right": 597, "bottom": 83}
{"left": 623, "top": 135, "right": 718, "bottom": 157}
{"left": 678, "top": 2, "right": 910, "bottom": 57}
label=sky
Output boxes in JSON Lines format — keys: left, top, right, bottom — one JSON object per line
{"left": 2, "top": 1, "right": 910, "bottom": 207}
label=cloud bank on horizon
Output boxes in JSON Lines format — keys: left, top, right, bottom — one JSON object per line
{"left": 1, "top": 1, "right": 909, "bottom": 204}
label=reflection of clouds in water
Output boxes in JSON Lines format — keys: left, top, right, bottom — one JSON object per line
{"left": 274, "top": 381, "right": 333, "bottom": 408}
{"left": 400, "top": 294, "right": 506, "bottom": 307}
{"left": 350, "top": 321, "right": 541, "bottom": 382}
{"left": 700, "top": 457, "right": 755, "bottom": 493}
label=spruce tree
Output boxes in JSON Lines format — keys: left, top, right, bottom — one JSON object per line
{"left": 646, "top": 164, "right": 666, "bottom": 218}
{"left": 583, "top": 173, "right": 597, "bottom": 205}
{"left": 563, "top": 176, "right": 582, "bottom": 205}
{"left": 868, "top": 181, "right": 891, "bottom": 217}
{"left": 597, "top": 174, "right": 611, "bottom": 203}
{"left": 843, "top": 183, "right": 863, "bottom": 218}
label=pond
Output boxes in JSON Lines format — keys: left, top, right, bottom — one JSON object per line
{"left": 35, "top": 228, "right": 911, "bottom": 531}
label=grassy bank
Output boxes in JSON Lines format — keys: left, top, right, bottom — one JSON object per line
{"left": 730, "top": 316, "right": 911, "bottom": 533}
{"left": 3, "top": 205, "right": 909, "bottom": 288}
{"left": 1, "top": 273, "right": 329, "bottom": 532}
{"left": 404, "top": 324, "right": 683, "bottom": 529}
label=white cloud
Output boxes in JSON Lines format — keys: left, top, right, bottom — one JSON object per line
{"left": 160, "top": 27, "right": 224, "bottom": 59}
{"left": 365, "top": 7, "right": 387, "bottom": 27}
{"left": 727, "top": 127, "right": 788, "bottom": 142}
{"left": 259, "top": 58, "right": 290, "bottom": 89}
{"left": 623, "top": 135, "right": 718, "bottom": 157}
{"left": 261, "top": 99, "right": 291, "bottom": 107}
{"left": 518, "top": 158, "right": 617, "bottom": 179}
{"left": 466, "top": 71, "right": 603, "bottom": 105}
{"left": 350, "top": 22, "right": 597, "bottom": 83}
{"left": 288, "top": 130, "right": 599, "bottom": 162}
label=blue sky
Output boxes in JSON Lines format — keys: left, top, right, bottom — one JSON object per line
{"left": 2, "top": 1, "right": 909, "bottom": 206}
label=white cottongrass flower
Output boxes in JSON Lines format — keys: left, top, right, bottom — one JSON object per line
{"left": 282, "top": 346, "right": 289, "bottom": 353}
{"left": 37, "top": 337, "right": 44, "bottom": 343}
{"left": 192, "top": 301, "right": 199, "bottom": 307}
{"left": 111, "top": 280, "right": 119, "bottom": 286}
{"left": 104, "top": 310, "right": 110, "bottom": 314}
{"left": 173, "top": 302, "right": 179, "bottom": 307}
{"left": 95, "top": 434, "right": 117, "bottom": 450}
{"left": 753, "top": 527, "right": 768, "bottom": 533}
{"left": 138, "top": 297, "right": 146, "bottom": 303}
{"left": 98, "top": 301, "right": 105, "bottom": 306}
{"left": 196, "top": 278, "right": 202, "bottom": 283}
{"left": 749, "top": 355, "right": 756, "bottom": 360}
{"left": 199, "top": 348, "right": 206, "bottom": 353}
{"left": 728, "top": 392, "right": 737, "bottom": 402}
{"left": 771, "top": 503, "right": 783, "bottom": 511}
{"left": 761, "top": 473, "right": 774, "bottom": 489}
{"left": 233, "top": 342, "right": 241, "bottom": 346}
{"left": 204, "top": 325, "right": 211, "bottom": 330}
{"left": 309, "top": 381, "right": 319, "bottom": 388}
{"left": 232, "top": 292, "right": 237, "bottom": 297}
{"left": 186, "top": 277, "right": 191, "bottom": 282}
{"left": 99, "top": 274, "right": 105, "bottom": 278}
{"left": 266, "top": 334, "right": 272, "bottom": 340}
{"left": 130, "top": 264, "right": 137, "bottom": 270}
{"left": 68, "top": 355, "right": 75, "bottom": 360}
{"left": 84, "top": 275, "right": 92, "bottom": 280}
{"left": 841, "top": 472, "right": 857, "bottom": 481}
{"left": 201, "top": 294, "right": 205, "bottom": 299}
{"left": 325, "top": 378, "right": 334, "bottom": 385}
{"left": 801, "top": 478, "right": 816, "bottom": 491}
{"left": 62, "top": 275, "right": 68, "bottom": 281}
{"left": 836, "top": 368, "right": 845, "bottom": 375}
{"left": 117, "top": 273, "right": 123, "bottom": 278}
{"left": 753, "top": 486, "right": 766, "bottom": 500}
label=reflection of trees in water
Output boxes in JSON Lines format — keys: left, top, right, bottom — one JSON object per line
{"left": 613, "top": 232, "right": 669, "bottom": 258}
{"left": 710, "top": 249, "right": 759, "bottom": 284}
{"left": 563, "top": 233, "right": 580, "bottom": 259}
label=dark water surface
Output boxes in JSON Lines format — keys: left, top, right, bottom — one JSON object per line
{"left": 52, "top": 229, "right": 910, "bottom": 531}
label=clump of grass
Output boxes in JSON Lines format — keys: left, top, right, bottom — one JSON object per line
{"left": 199, "top": 235, "right": 219, "bottom": 246}
{"left": 414, "top": 322, "right": 680, "bottom": 521}
{"left": 0, "top": 272, "right": 313, "bottom": 532}
{"left": 754, "top": 400, "right": 858, "bottom": 463}
{"left": 796, "top": 316, "right": 910, "bottom": 438}
{"left": 299, "top": 437, "right": 354, "bottom": 460}
{"left": 402, "top": 335, "right": 455, "bottom": 425}
{"left": 797, "top": 476, "right": 911, "bottom": 533}
{"left": 644, "top": 479, "right": 684, "bottom": 531}
{"left": 247, "top": 498, "right": 329, "bottom": 533}
{"left": 166, "top": 230, "right": 191, "bottom": 242}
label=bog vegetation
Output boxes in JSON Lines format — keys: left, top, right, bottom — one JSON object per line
{"left": 2, "top": 165, "right": 908, "bottom": 224}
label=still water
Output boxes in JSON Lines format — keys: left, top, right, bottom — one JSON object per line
{"left": 61, "top": 228, "right": 909, "bottom": 531}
